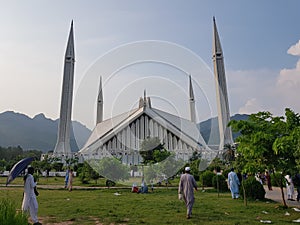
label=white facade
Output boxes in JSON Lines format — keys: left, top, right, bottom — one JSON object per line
{"left": 79, "top": 97, "right": 209, "bottom": 165}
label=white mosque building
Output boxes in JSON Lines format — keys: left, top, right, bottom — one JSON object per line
{"left": 52, "top": 17, "right": 233, "bottom": 167}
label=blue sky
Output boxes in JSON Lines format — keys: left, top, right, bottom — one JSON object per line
{"left": 0, "top": 1, "right": 300, "bottom": 129}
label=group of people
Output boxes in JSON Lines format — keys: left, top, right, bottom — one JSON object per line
{"left": 131, "top": 181, "right": 149, "bottom": 193}
{"left": 255, "top": 171, "right": 272, "bottom": 191}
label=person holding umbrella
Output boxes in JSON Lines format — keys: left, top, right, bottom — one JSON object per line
{"left": 22, "top": 166, "right": 41, "bottom": 225}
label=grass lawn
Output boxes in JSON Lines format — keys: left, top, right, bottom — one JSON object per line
{"left": 1, "top": 185, "right": 300, "bottom": 225}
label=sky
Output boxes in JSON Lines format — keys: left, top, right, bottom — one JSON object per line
{"left": 0, "top": 1, "right": 300, "bottom": 130}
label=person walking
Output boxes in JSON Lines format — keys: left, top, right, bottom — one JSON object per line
{"left": 293, "top": 173, "right": 300, "bottom": 202}
{"left": 285, "top": 173, "right": 295, "bottom": 201}
{"left": 67, "top": 169, "right": 74, "bottom": 191}
{"left": 265, "top": 171, "right": 272, "bottom": 191}
{"left": 228, "top": 168, "right": 240, "bottom": 199}
{"left": 178, "top": 167, "right": 198, "bottom": 219}
{"left": 64, "top": 168, "right": 69, "bottom": 189}
{"left": 22, "top": 167, "right": 42, "bottom": 225}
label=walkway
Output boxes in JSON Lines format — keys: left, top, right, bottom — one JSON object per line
{"left": 264, "top": 186, "right": 300, "bottom": 207}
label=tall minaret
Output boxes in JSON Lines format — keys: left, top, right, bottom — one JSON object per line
{"left": 53, "top": 21, "right": 75, "bottom": 156}
{"left": 189, "top": 75, "right": 196, "bottom": 123}
{"left": 96, "top": 76, "right": 103, "bottom": 124}
{"left": 212, "top": 17, "right": 233, "bottom": 149}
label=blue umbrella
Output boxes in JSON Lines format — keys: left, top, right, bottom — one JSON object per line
{"left": 6, "top": 157, "right": 35, "bottom": 186}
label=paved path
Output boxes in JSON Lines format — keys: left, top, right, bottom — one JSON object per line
{"left": 264, "top": 186, "right": 300, "bottom": 207}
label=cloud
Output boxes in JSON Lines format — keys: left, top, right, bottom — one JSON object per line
{"left": 227, "top": 68, "right": 280, "bottom": 116}
{"left": 276, "top": 59, "right": 300, "bottom": 112}
{"left": 287, "top": 40, "right": 300, "bottom": 56}
{"left": 238, "top": 98, "right": 264, "bottom": 115}
{"left": 229, "top": 39, "right": 300, "bottom": 117}
{"left": 277, "top": 60, "right": 300, "bottom": 87}
{"left": 275, "top": 40, "right": 300, "bottom": 114}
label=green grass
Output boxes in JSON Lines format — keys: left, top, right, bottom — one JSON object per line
{"left": 1, "top": 186, "right": 300, "bottom": 225}
{"left": 0, "top": 198, "right": 28, "bottom": 225}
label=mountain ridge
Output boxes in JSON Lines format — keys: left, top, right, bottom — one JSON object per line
{"left": 0, "top": 111, "right": 249, "bottom": 152}
{"left": 0, "top": 111, "right": 91, "bottom": 152}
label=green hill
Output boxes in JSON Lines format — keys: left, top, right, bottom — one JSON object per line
{"left": 198, "top": 114, "right": 249, "bottom": 145}
{"left": 0, "top": 111, "right": 91, "bottom": 152}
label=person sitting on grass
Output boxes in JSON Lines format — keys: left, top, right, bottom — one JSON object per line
{"left": 138, "top": 181, "right": 148, "bottom": 194}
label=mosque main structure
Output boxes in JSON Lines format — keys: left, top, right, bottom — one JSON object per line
{"left": 53, "top": 18, "right": 233, "bottom": 164}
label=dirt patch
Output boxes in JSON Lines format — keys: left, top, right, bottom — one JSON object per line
{"left": 31, "top": 217, "right": 74, "bottom": 225}
{"left": 35, "top": 216, "right": 105, "bottom": 225}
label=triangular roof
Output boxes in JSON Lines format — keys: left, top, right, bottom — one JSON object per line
{"left": 82, "top": 108, "right": 140, "bottom": 149}
{"left": 80, "top": 105, "right": 209, "bottom": 154}
{"left": 150, "top": 108, "right": 206, "bottom": 147}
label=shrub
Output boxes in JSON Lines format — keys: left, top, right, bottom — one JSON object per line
{"left": 212, "top": 174, "right": 228, "bottom": 192}
{"left": 222, "top": 169, "right": 231, "bottom": 179}
{"left": 242, "top": 176, "right": 265, "bottom": 200}
{"left": 200, "top": 170, "right": 215, "bottom": 187}
{"left": 0, "top": 199, "right": 28, "bottom": 225}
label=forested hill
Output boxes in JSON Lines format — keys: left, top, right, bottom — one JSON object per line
{"left": 198, "top": 114, "right": 249, "bottom": 145}
{"left": 0, "top": 111, "right": 91, "bottom": 152}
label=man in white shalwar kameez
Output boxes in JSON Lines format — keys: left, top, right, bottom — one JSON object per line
{"left": 178, "top": 167, "right": 198, "bottom": 219}
{"left": 228, "top": 168, "right": 240, "bottom": 199}
{"left": 22, "top": 167, "right": 41, "bottom": 225}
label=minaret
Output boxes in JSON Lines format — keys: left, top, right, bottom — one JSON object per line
{"left": 53, "top": 21, "right": 75, "bottom": 156}
{"left": 189, "top": 75, "right": 196, "bottom": 123}
{"left": 96, "top": 76, "right": 103, "bottom": 124}
{"left": 212, "top": 17, "right": 233, "bottom": 149}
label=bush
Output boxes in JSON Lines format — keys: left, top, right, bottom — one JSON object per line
{"left": 200, "top": 170, "right": 215, "bottom": 187}
{"left": 222, "top": 169, "right": 231, "bottom": 179}
{"left": 212, "top": 174, "right": 228, "bottom": 192}
{"left": 242, "top": 176, "right": 265, "bottom": 200}
{"left": 0, "top": 199, "right": 28, "bottom": 225}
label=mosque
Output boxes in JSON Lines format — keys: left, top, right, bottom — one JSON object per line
{"left": 52, "top": 17, "right": 233, "bottom": 166}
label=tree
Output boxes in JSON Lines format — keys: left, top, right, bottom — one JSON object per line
{"left": 158, "top": 153, "right": 184, "bottom": 179}
{"left": 229, "top": 109, "right": 300, "bottom": 207}
{"left": 186, "top": 151, "right": 202, "bottom": 180}
{"left": 222, "top": 143, "right": 236, "bottom": 163}
{"left": 139, "top": 137, "right": 170, "bottom": 165}
{"left": 77, "top": 161, "right": 100, "bottom": 184}
{"left": 51, "top": 162, "right": 63, "bottom": 172}
{"left": 88, "top": 157, "right": 130, "bottom": 182}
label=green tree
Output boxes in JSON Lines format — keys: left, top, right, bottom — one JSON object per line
{"left": 77, "top": 161, "right": 100, "bottom": 184}
{"left": 139, "top": 137, "right": 170, "bottom": 164}
{"left": 229, "top": 109, "right": 300, "bottom": 207}
{"left": 185, "top": 151, "right": 202, "bottom": 181}
{"left": 51, "top": 162, "right": 63, "bottom": 172}
{"left": 158, "top": 153, "right": 183, "bottom": 179}
{"left": 88, "top": 157, "right": 130, "bottom": 182}
{"left": 222, "top": 143, "right": 236, "bottom": 164}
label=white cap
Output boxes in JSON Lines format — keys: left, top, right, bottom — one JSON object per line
{"left": 185, "top": 167, "right": 190, "bottom": 171}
